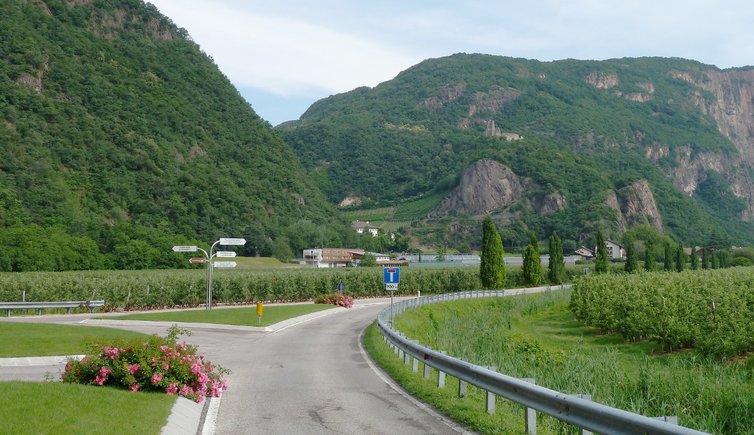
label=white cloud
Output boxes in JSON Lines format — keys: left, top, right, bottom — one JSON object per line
{"left": 148, "top": 0, "right": 754, "bottom": 122}
{"left": 150, "top": 0, "right": 418, "bottom": 97}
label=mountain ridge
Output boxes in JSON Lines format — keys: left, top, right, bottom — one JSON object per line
{"left": 279, "top": 53, "right": 754, "bottom": 248}
{"left": 0, "top": 0, "right": 346, "bottom": 270}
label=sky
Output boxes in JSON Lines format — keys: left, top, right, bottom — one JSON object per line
{"left": 148, "top": 0, "right": 754, "bottom": 126}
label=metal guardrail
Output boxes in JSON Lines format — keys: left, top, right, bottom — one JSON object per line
{"left": 377, "top": 289, "right": 709, "bottom": 435}
{"left": 1, "top": 300, "right": 105, "bottom": 317}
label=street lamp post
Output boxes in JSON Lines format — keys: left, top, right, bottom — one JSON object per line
{"left": 173, "top": 237, "right": 246, "bottom": 311}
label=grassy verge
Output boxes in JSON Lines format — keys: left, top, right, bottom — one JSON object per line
{"left": 366, "top": 291, "right": 754, "bottom": 434}
{"left": 0, "top": 323, "right": 148, "bottom": 357}
{"left": 363, "top": 323, "right": 529, "bottom": 434}
{"left": 103, "top": 303, "right": 335, "bottom": 326}
{"left": 0, "top": 382, "right": 175, "bottom": 434}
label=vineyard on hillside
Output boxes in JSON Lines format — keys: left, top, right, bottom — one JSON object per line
{"left": 570, "top": 267, "right": 754, "bottom": 358}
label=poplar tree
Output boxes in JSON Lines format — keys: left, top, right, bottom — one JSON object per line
{"left": 594, "top": 230, "right": 609, "bottom": 274}
{"left": 547, "top": 232, "right": 565, "bottom": 284}
{"left": 664, "top": 243, "right": 673, "bottom": 271}
{"left": 675, "top": 245, "right": 685, "bottom": 272}
{"left": 690, "top": 248, "right": 699, "bottom": 270}
{"left": 480, "top": 216, "right": 506, "bottom": 289}
{"left": 523, "top": 233, "right": 542, "bottom": 286}
{"left": 644, "top": 239, "right": 655, "bottom": 271}
{"left": 624, "top": 240, "right": 638, "bottom": 273}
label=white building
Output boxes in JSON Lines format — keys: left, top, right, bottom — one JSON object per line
{"left": 351, "top": 220, "right": 379, "bottom": 237}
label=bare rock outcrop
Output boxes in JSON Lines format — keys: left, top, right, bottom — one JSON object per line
{"left": 434, "top": 159, "right": 524, "bottom": 216}
{"left": 614, "top": 180, "right": 664, "bottom": 233}
{"left": 534, "top": 192, "right": 566, "bottom": 216}
{"left": 418, "top": 81, "right": 467, "bottom": 109}
{"left": 585, "top": 72, "right": 619, "bottom": 89}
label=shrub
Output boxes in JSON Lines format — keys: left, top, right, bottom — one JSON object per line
{"left": 315, "top": 293, "right": 354, "bottom": 308}
{"left": 62, "top": 327, "right": 228, "bottom": 403}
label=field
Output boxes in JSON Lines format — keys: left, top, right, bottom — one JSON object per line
{"left": 366, "top": 284, "right": 754, "bottom": 434}
{"left": 0, "top": 266, "right": 490, "bottom": 311}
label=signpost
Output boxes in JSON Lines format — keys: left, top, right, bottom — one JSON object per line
{"left": 213, "top": 261, "right": 237, "bottom": 268}
{"left": 384, "top": 267, "right": 400, "bottom": 324}
{"left": 172, "top": 246, "right": 198, "bottom": 252}
{"left": 189, "top": 258, "right": 208, "bottom": 264}
{"left": 216, "top": 251, "right": 237, "bottom": 258}
{"left": 172, "top": 237, "right": 246, "bottom": 311}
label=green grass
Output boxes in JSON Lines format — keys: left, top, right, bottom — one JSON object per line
{"left": 104, "top": 304, "right": 335, "bottom": 326}
{"left": 365, "top": 291, "right": 754, "bottom": 434}
{"left": 0, "top": 323, "right": 149, "bottom": 357}
{"left": 0, "top": 381, "right": 175, "bottom": 434}
{"left": 392, "top": 191, "right": 447, "bottom": 220}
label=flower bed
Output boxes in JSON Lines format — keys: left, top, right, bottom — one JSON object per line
{"left": 62, "top": 327, "right": 228, "bottom": 402}
{"left": 315, "top": 293, "right": 354, "bottom": 308}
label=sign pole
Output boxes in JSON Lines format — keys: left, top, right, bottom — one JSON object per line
{"left": 173, "top": 239, "right": 245, "bottom": 312}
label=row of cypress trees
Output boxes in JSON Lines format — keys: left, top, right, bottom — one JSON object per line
{"left": 479, "top": 216, "right": 566, "bottom": 288}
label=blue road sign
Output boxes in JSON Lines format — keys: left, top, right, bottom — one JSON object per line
{"left": 383, "top": 267, "right": 400, "bottom": 284}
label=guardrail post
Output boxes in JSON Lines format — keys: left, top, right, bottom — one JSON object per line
{"left": 521, "top": 378, "right": 537, "bottom": 435}
{"left": 458, "top": 379, "right": 467, "bottom": 398}
{"left": 423, "top": 361, "right": 431, "bottom": 379}
{"left": 486, "top": 366, "right": 497, "bottom": 414}
{"left": 437, "top": 351, "right": 447, "bottom": 388}
{"left": 412, "top": 356, "right": 419, "bottom": 373}
{"left": 570, "top": 394, "right": 592, "bottom": 435}
{"left": 403, "top": 350, "right": 410, "bottom": 365}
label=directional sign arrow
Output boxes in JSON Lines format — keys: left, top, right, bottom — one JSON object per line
{"left": 216, "top": 251, "right": 237, "bottom": 258}
{"left": 189, "top": 258, "right": 208, "bottom": 264}
{"left": 219, "top": 238, "right": 246, "bottom": 246}
{"left": 213, "top": 261, "right": 237, "bottom": 268}
{"left": 173, "top": 245, "right": 198, "bottom": 252}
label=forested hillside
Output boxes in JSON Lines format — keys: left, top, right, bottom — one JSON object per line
{"left": 0, "top": 0, "right": 345, "bottom": 271}
{"left": 279, "top": 54, "right": 754, "bottom": 249}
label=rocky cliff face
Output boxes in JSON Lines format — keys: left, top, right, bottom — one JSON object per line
{"left": 433, "top": 159, "right": 567, "bottom": 217}
{"left": 434, "top": 159, "right": 524, "bottom": 216}
{"left": 612, "top": 180, "right": 664, "bottom": 234}
{"left": 666, "top": 69, "right": 754, "bottom": 220}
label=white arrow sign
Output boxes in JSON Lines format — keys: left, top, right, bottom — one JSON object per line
{"left": 219, "top": 238, "right": 246, "bottom": 246}
{"left": 213, "top": 261, "right": 237, "bottom": 268}
{"left": 172, "top": 245, "right": 198, "bottom": 252}
{"left": 216, "top": 251, "right": 237, "bottom": 258}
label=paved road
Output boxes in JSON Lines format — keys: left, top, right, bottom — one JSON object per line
{"left": 1, "top": 300, "right": 468, "bottom": 434}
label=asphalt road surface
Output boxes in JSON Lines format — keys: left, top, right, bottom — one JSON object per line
{"left": 205, "top": 300, "right": 465, "bottom": 434}
{"left": 1, "top": 300, "right": 469, "bottom": 434}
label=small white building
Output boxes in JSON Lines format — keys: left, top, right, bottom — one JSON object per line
{"left": 604, "top": 240, "right": 625, "bottom": 260}
{"left": 351, "top": 220, "right": 379, "bottom": 237}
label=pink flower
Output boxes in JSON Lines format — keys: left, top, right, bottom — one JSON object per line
{"left": 166, "top": 383, "right": 179, "bottom": 395}
{"left": 128, "top": 364, "right": 140, "bottom": 375}
{"left": 179, "top": 384, "right": 191, "bottom": 396}
{"left": 103, "top": 346, "right": 120, "bottom": 360}
{"left": 160, "top": 345, "right": 170, "bottom": 353}
{"left": 130, "top": 385, "right": 140, "bottom": 392}
{"left": 94, "top": 367, "right": 111, "bottom": 385}
{"left": 151, "top": 373, "right": 164, "bottom": 385}
{"left": 162, "top": 363, "right": 170, "bottom": 371}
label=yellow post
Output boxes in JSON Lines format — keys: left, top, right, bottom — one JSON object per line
{"left": 256, "top": 302, "right": 263, "bottom": 325}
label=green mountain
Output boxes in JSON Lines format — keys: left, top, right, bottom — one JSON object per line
{"left": 0, "top": 0, "right": 345, "bottom": 271}
{"left": 279, "top": 54, "right": 754, "bottom": 250}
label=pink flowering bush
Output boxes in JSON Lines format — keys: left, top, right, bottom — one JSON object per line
{"left": 315, "top": 293, "right": 353, "bottom": 308}
{"left": 62, "top": 326, "right": 229, "bottom": 403}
